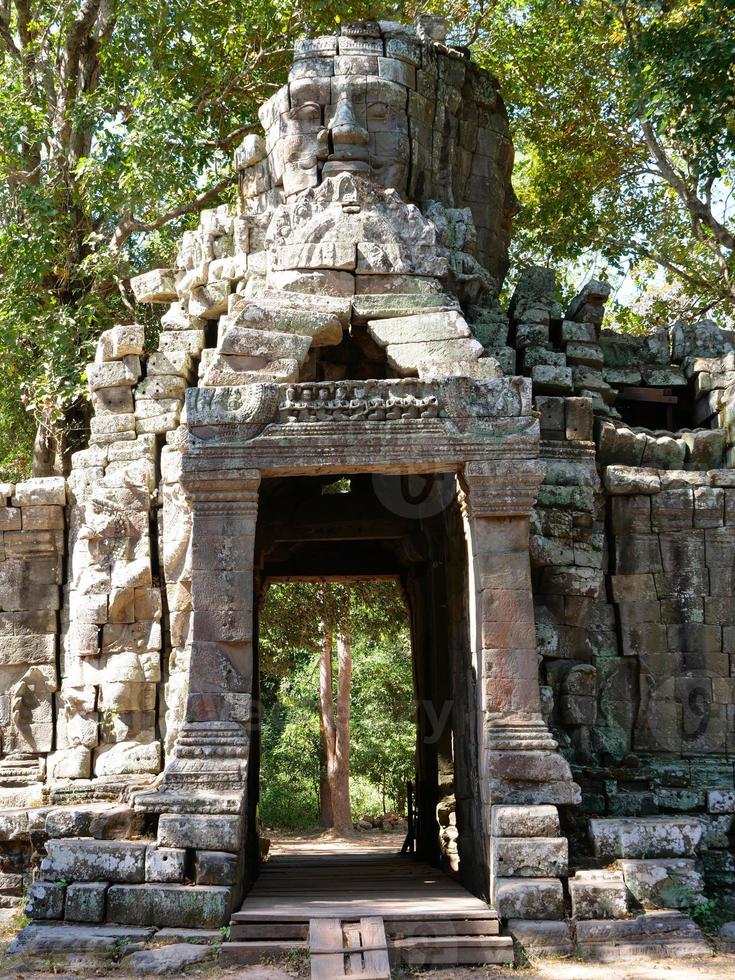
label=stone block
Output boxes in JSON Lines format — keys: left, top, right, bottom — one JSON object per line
{"left": 145, "top": 846, "right": 187, "bottom": 883}
{"left": 575, "top": 911, "right": 710, "bottom": 961}
{"left": 234, "top": 289, "right": 350, "bottom": 326}
{"left": 620, "top": 859, "right": 704, "bottom": 910}
{"left": 65, "top": 881, "right": 108, "bottom": 923}
{"left": 651, "top": 489, "right": 694, "bottom": 531}
{"left": 494, "top": 878, "right": 564, "bottom": 920}
{"left": 106, "top": 883, "right": 231, "bottom": 929}
{"left": 87, "top": 357, "right": 140, "bottom": 391}
{"left": 589, "top": 817, "right": 704, "bottom": 860}
{"left": 368, "top": 310, "right": 471, "bottom": 345}
{"left": 707, "top": 790, "right": 735, "bottom": 813}
{"left": 491, "top": 805, "right": 559, "bottom": 838}
{"left": 611, "top": 495, "right": 651, "bottom": 533}
{"left": 218, "top": 326, "right": 311, "bottom": 364}
{"left": 157, "top": 813, "right": 242, "bottom": 853}
{"left": 565, "top": 397, "right": 593, "bottom": 441}
{"left": 531, "top": 364, "right": 573, "bottom": 394}
{"left": 131, "top": 268, "right": 178, "bottom": 303}
{"left": 189, "top": 280, "right": 230, "bottom": 318}
{"left": 26, "top": 881, "right": 65, "bottom": 920}
{"left": 610, "top": 573, "right": 658, "bottom": 603}
{"left": 159, "top": 329, "right": 206, "bottom": 354}
{"left": 492, "top": 837, "right": 568, "bottom": 877}
{"left": 96, "top": 323, "right": 145, "bottom": 361}
{"left": 195, "top": 850, "right": 240, "bottom": 886}
{"left": 605, "top": 466, "right": 661, "bottom": 495}
{"left": 570, "top": 870, "right": 628, "bottom": 920}
{"left": 506, "top": 919, "right": 573, "bottom": 955}
{"left": 12, "top": 477, "right": 66, "bottom": 507}
{"left": 45, "top": 803, "right": 133, "bottom": 840}
{"left": 41, "top": 840, "right": 146, "bottom": 883}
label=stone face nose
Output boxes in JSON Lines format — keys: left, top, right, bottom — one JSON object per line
{"left": 330, "top": 98, "right": 369, "bottom": 148}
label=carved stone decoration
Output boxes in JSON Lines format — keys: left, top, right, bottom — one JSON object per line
{"left": 238, "top": 21, "right": 517, "bottom": 284}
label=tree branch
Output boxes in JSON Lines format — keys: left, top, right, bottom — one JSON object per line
{"left": 108, "top": 173, "right": 236, "bottom": 256}
{"left": 603, "top": 236, "right": 734, "bottom": 303}
{"left": 641, "top": 118, "right": 735, "bottom": 252}
{"left": 0, "top": 7, "right": 20, "bottom": 57}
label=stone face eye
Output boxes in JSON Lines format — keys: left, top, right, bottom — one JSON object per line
{"left": 367, "top": 102, "right": 389, "bottom": 120}
{"left": 289, "top": 103, "right": 321, "bottom": 124}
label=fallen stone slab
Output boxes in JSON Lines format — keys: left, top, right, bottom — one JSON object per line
{"left": 575, "top": 911, "right": 711, "bottom": 962}
{"left": 7, "top": 921, "right": 154, "bottom": 955}
{"left": 505, "top": 919, "right": 573, "bottom": 957}
{"left": 155, "top": 927, "right": 222, "bottom": 944}
{"left": 122, "top": 941, "right": 216, "bottom": 975}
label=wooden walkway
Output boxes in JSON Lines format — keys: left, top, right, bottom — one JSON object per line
{"left": 223, "top": 838, "right": 513, "bottom": 967}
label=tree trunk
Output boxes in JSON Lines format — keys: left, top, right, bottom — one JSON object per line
{"left": 332, "top": 605, "right": 353, "bottom": 834}
{"left": 31, "top": 420, "right": 65, "bottom": 477}
{"left": 316, "top": 588, "right": 353, "bottom": 835}
{"left": 318, "top": 608, "right": 337, "bottom": 827}
{"left": 319, "top": 723, "right": 333, "bottom": 828}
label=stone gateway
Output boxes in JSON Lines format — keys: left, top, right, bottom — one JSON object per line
{"left": 1, "top": 15, "right": 733, "bottom": 961}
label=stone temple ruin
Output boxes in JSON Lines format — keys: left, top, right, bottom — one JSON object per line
{"left": 1, "top": 14, "right": 734, "bottom": 964}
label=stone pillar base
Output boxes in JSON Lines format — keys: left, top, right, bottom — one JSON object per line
{"left": 486, "top": 722, "right": 581, "bottom": 806}
{"left": 162, "top": 721, "right": 249, "bottom": 792}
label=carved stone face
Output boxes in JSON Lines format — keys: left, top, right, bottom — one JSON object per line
{"left": 238, "top": 19, "right": 518, "bottom": 285}
{"left": 273, "top": 68, "right": 411, "bottom": 198}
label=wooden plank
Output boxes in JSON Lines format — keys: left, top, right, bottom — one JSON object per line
{"left": 360, "top": 918, "right": 390, "bottom": 979}
{"left": 386, "top": 918, "right": 499, "bottom": 937}
{"left": 231, "top": 923, "right": 308, "bottom": 940}
{"left": 310, "top": 918, "right": 345, "bottom": 980}
{"left": 618, "top": 386, "right": 679, "bottom": 402}
{"left": 344, "top": 924, "right": 363, "bottom": 975}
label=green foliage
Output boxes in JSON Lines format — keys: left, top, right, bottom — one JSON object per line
{"left": 259, "top": 581, "right": 415, "bottom": 829}
{"left": 673, "top": 884, "right": 730, "bottom": 935}
{"left": 0, "top": 0, "right": 407, "bottom": 478}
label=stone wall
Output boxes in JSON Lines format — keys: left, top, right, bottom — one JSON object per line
{"left": 0, "top": 477, "right": 65, "bottom": 805}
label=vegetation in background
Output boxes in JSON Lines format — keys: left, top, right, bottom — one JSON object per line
{"left": 1, "top": 0, "right": 733, "bottom": 478}
{"left": 258, "top": 581, "right": 415, "bottom": 830}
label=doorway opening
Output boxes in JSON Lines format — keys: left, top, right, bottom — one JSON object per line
{"left": 246, "top": 472, "right": 487, "bottom": 900}
{"left": 258, "top": 578, "right": 415, "bottom": 840}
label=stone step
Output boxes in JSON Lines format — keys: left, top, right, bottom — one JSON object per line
{"left": 569, "top": 869, "right": 628, "bottom": 920}
{"left": 588, "top": 816, "right": 704, "bottom": 860}
{"left": 620, "top": 858, "right": 705, "bottom": 910}
{"left": 575, "top": 911, "right": 710, "bottom": 962}
{"left": 494, "top": 878, "right": 564, "bottom": 920}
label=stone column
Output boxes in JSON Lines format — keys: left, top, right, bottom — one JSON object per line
{"left": 163, "top": 468, "right": 260, "bottom": 792}
{"left": 459, "top": 461, "right": 580, "bottom": 809}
